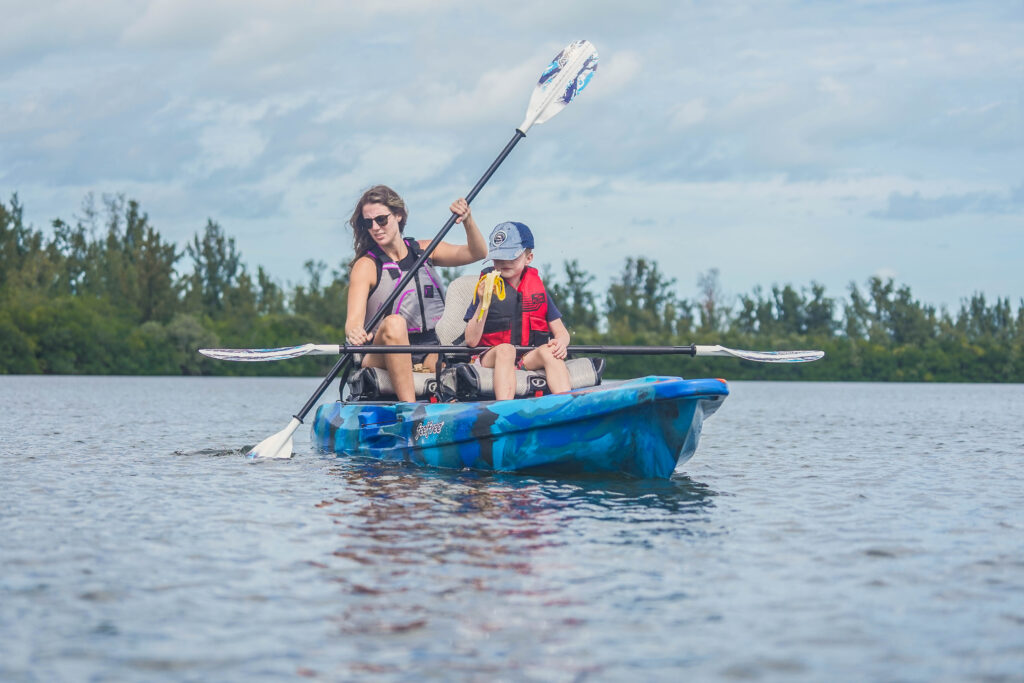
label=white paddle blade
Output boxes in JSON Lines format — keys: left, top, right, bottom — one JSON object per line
{"left": 247, "top": 417, "right": 300, "bottom": 460}
{"left": 694, "top": 345, "right": 825, "bottom": 363}
{"left": 199, "top": 344, "right": 341, "bottom": 362}
{"left": 519, "top": 40, "right": 598, "bottom": 133}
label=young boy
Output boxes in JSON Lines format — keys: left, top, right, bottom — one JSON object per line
{"left": 463, "top": 221, "right": 571, "bottom": 400}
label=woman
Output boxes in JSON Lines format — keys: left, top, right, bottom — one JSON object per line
{"left": 345, "top": 185, "right": 487, "bottom": 402}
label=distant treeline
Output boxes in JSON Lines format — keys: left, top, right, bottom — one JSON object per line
{"left": 2, "top": 193, "right": 1023, "bottom": 381}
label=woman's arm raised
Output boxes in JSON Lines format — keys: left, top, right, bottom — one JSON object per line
{"left": 426, "top": 198, "right": 488, "bottom": 267}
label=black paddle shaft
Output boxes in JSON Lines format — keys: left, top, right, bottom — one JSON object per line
{"left": 293, "top": 129, "right": 527, "bottom": 421}
{"left": 338, "top": 344, "right": 701, "bottom": 356}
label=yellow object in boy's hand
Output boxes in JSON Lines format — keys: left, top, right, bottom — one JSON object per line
{"left": 474, "top": 271, "right": 506, "bottom": 321}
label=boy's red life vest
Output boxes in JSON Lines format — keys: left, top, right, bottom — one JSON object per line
{"left": 478, "top": 266, "right": 551, "bottom": 347}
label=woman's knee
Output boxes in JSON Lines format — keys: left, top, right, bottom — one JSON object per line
{"left": 379, "top": 315, "right": 410, "bottom": 343}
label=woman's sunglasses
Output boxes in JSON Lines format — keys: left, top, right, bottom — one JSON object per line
{"left": 360, "top": 213, "right": 391, "bottom": 230}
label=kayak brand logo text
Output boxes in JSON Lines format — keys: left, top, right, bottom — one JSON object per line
{"left": 414, "top": 420, "right": 445, "bottom": 441}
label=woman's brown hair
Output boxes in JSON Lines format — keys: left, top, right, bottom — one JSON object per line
{"left": 348, "top": 185, "right": 408, "bottom": 264}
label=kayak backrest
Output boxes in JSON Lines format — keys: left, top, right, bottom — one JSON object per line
{"left": 436, "top": 274, "right": 478, "bottom": 345}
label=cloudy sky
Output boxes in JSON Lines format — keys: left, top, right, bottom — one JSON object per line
{"left": 3, "top": 0, "right": 1022, "bottom": 312}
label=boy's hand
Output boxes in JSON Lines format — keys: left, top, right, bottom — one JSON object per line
{"left": 547, "top": 337, "right": 568, "bottom": 360}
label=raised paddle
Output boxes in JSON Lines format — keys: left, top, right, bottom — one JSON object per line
{"left": 245, "top": 40, "right": 599, "bottom": 460}
{"left": 201, "top": 343, "right": 825, "bottom": 364}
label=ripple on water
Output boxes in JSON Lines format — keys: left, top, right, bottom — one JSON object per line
{"left": 2, "top": 377, "right": 1024, "bottom": 680}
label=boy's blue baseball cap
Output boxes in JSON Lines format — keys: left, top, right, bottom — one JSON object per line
{"left": 487, "top": 221, "right": 534, "bottom": 260}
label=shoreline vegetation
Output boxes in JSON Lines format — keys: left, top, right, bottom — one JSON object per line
{"left": 3, "top": 193, "right": 1022, "bottom": 381}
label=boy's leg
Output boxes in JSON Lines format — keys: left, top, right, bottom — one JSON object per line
{"left": 521, "top": 346, "right": 571, "bottom": 394}
{"left": 481, "top": 344, "right": 517, "bottom": 400}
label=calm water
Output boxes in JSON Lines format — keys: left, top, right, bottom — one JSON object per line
{"left": 1, "top": 376, "right": 1023, "bottom": 681}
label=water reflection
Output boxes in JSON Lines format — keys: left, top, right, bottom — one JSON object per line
{"left": 321, "top": 459, "right": 718, "bottom": 525}
{"left": 299, "top": 457, "right": 719, "bottom": 677}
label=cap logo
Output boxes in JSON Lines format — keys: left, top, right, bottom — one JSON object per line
{"left": 491, "top": 230, "right": 507, "bottom": 247}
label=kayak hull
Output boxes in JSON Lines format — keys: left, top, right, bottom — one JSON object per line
{"left": 311, "top": 376, "right": 728, "bottom": 479}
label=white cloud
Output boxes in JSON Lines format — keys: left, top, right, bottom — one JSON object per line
{"left": 346, "top": 138, "right": 461, "bottom": 188}
{"left": 388, "top": 59, "right": 540, "bottom": 127}
{"left": 816, "top": 76, "right": 852, "bottom": 104}
{"left": 587, "top": 50, "right": 641, "bottom": 98}
{"left": 3, "top": 0, "right": 1023, "bottom": 310}
{"left": 671, "top": 99, "right": 708, "bottom": 128}
{"left": 873, "top": 267, "right": 900, "bottom": 282}
{"left": 120, "top": 0, "right": 240, "bottom": 49}
{"left": 0, "top": 0, "right": 140, "bottom": 58}
{"left": 187, "top": 125, "right": 267, "bottom": 176}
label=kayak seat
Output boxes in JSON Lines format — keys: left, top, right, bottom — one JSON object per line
{"left": 346, "top": 356, "right": 605, "bottom": 402}
{"left": 346, "top": 366, "right": 439, "bottom": 401}
{"left": 439, "top": 357, "right": 604, "bottom": 400}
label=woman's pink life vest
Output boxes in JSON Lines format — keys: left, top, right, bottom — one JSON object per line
{"left": 363, "top": 238, "right": 446, "bottom": 334}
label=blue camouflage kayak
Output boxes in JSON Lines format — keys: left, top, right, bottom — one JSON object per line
{"left": 311, "top": 375, "right": 728, "bottom": 479}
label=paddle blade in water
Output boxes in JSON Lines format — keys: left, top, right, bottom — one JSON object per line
{"left": 247, "top": 418, "right": 300, "bottom": 460}
{"left": 519, "top": 40, "right": 598, "bottom": 132}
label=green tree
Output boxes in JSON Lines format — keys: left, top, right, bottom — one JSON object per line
{"left": 0, "top": 309, "right": 38, "bottom": 373}
{"left": 166, "top": 313, "right": 220, "bottom": 375}
{"left": 805, "top": 282, "right": 838, "bottom": 338}
{"left": 5, "top": 191, "right": 1024, "bottom": 382}
{"left": 0, "top": 194, "right": 32, "bottom": 288}
{"left": 185, "top": 219, "right": 241, "bottom": 318}
{"left": 256, "top": 266, "right": 286, "bottom": 315}
{"left": 91, "top": 195, "right": 181, "bottom": 323}
{"left": 697, "top": 268, "right": 728, "bottom": 334}
{"left": 291, "top": 259, "right": 348, "bottom": 329}
{"left": 546, "top": 259, "right": 599, "bottom": 335}
{"left": 606, "top": 257, "right": 691, "bottom": 339}
{"left": 437, "top": 266, "right": 466, "bottom": 286}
